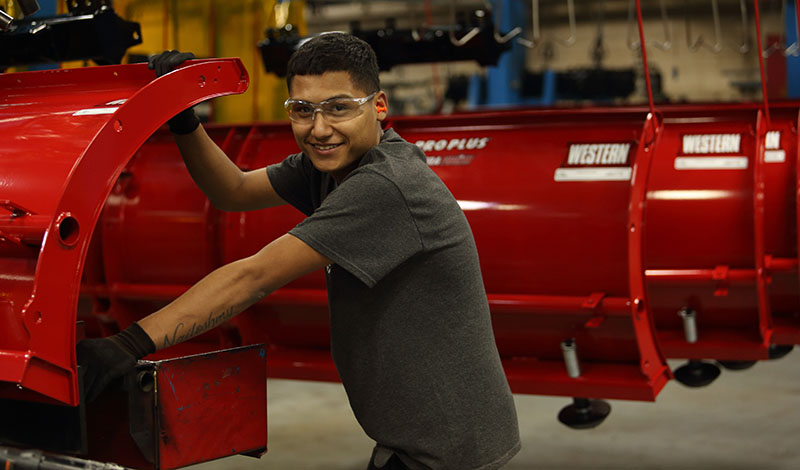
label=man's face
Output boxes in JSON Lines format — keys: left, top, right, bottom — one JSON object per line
{"left": 289, "top": 71, "right": 387, "bottom": 182}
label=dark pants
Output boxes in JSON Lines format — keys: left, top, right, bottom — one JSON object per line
{"left": 367, "top": 452, "right": 409, "bottom": 470}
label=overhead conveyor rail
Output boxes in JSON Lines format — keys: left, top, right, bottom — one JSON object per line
{"left": 0, "top": 59, "right": 249, "bottom": 407}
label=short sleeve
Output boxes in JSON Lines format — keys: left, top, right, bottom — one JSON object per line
{"left": 289, "top": 170, "right": 424, "bottom": 287}
{"left": 266, "top": 153, "right": 317, "bottom": 216}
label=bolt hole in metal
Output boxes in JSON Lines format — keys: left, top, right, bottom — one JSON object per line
{"left": 56, "top": 214, "right": 79, "bottom": 247}
{"left": 137, "top": 371, "right": 155, "bottom": 392}
{"left": 198, "top": 75, "right": 206, "bottom": 87}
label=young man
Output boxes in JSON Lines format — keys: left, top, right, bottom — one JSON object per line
{"left": 78, "top": 33, "right": 520, "bottom": 470}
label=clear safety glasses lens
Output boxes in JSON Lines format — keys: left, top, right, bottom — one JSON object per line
{"left": 285, "top": 92, "right": 377, "bottom": 124}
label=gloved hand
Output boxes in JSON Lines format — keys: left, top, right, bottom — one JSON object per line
{"left": 76, "top": 322, "right": 156, "bottom": 403}
{"left": 148, "top": 50, "right": 201, "bottom": 135}
{"left": 148, "top": 49, "right": 195, "bottom": 78}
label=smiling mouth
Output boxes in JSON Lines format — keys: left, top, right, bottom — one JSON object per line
{"left": 311, "top": 143, "right": 342, "bottom": 151}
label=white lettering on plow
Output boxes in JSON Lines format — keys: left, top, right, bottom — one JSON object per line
{"left": 681, "top": 134, "right": 741, "bottom": 154}
{"left": 765, "top": 131, "right": 781, "bottom": 150}
{"left": 415, "top": 137, "right": 490, "bottom": 153}
{"left": 566, "top": 143, "right": 631, "bottom": 166}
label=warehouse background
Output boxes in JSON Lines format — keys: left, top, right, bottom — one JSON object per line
{"left": 3, "top": 0, "right": 799, "bottom": 118}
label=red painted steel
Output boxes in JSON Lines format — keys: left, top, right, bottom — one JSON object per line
{"left": 754, "top": 111, "right": 772, "bottom": 348}
{"left": 628, "top": 112, "right": 667, "bottom": 393}
{"left": 3, "top": 67, "right": 800, "bottom": 409}
{"left": 84, "top": 345, "right": 266, "bottom": 469}
{"left": 0, "top": 59, "right": 249, "bottom": 406}
{"left": 80, "top": 103, "right": 800, "bottom": 399}
{"left": 796, "top": 107, "right": 800, "bottom": 345}
{"left": 153, "top": 346, "right": 267, "bottom": 468}
{"left": 645, "top": 104, "right": 800, "bottom": 358}
{"left": 82, "top": 107, "right": 674, "bottom": 401}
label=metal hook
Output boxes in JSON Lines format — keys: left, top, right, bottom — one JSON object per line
{"left": 589, "top": 2, "right": 606, "bottom": 66}
{"left": 492, "top": 0, "right": 522, "bottom": 44}
{"left": 554, "top": 0, "right": 577, "bottom": 47}
{"left": 410, "top": 0, "right": 424, "bottom": 42}
{"left": 517, "top": 0, "right": 575, "bottom": 49}
{"left": 449, "top": 0, "right": 481, "bottom": 46}
{"left": 627, "top": 0, "right": 671, "bottom": 51}
{"left": 758, "top": 0, "right": 787, "bottom": 58}
{"left": 517, "top": 0, "right": 541, "bottom": 49}
{"left": 686, "top": 0, "right": 722, "bottom": 53}
{"left": 736, "top": 0, "right": 751, "bottom": 54}
{"left": 784, "top": 0, "right": 799, "bottom": 56}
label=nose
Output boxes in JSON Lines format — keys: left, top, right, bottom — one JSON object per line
{"left": 310, "top": 110, "right": 333, "bottom": 139}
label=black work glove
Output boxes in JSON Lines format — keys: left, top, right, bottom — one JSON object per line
{"left": 148, "top": 50, "right": 201, "bottom": 135}
{"left": 76, "top": 322, "right": 156, "bottom": 403}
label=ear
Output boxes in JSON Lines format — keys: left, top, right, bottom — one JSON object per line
{"left": 374, "top": 91, "right": 388, "bottom": 121}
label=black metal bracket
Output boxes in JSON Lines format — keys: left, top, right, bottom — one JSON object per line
{"left": 259, "top": 9, "right": 513, "bottom": 77}
{"left": 0, "top": 5, "right": 141, "bottom": 68}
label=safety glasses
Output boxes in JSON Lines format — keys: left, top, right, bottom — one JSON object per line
{"left": 284, "top": 91, "right": 378, "bottom": 124}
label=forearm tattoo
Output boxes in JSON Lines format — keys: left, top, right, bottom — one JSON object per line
{"left": 162, "top": 306, "right": 237, "bottom": 349}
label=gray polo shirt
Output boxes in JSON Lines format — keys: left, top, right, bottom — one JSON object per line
{"left": 267, "top": 129, "right": 520, "bottom": 470}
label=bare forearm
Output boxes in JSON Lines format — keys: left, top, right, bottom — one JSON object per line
{"left": 138, "top": 258, "right": 265, "bottom": 350}
{"left": 173, "top": 125, "right": 284, "bottom": 211}
{"left": 136, "top": 234, "right": 330, "bottom": 351}
{"left": 173, "top": 125, "right": 245, "bottom": 210}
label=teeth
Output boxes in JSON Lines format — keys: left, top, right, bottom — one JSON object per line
{"left": 314, "top": 144, "right": 339, "bottom": 150}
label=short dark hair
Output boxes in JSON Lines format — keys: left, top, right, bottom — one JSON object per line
{"left": 286, "top": 32, "right": 380, "bottom": 95}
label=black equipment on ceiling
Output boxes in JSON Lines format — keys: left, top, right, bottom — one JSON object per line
{"left": 0, "top": 4, "right": 141, "bottom": 69}
{"left": 258, "top": 9, "right": 514, "bottom": 77}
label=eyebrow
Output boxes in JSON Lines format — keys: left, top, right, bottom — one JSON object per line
{"left": 322, "top": 94, "right": 355, "bottom": 101}
{"left": 291, "top": 94, "right": 355, "bottom": 103}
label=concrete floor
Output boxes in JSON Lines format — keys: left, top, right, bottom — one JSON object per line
{"left": 189, "top": 356, "right": 800, "bottom": 470}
